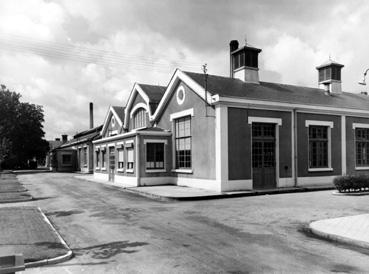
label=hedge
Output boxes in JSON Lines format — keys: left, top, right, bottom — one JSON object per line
{"left": 333, "top": 175, "right": 369, "bottom": 193}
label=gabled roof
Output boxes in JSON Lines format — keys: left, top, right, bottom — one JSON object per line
{"left": 183, "top": 71, "right": 369, "bottom": 112}
{"left": 101, "top": 106, "right": 125, "bottom": 136}
{"left": 55, "top": 126, "right": 102, "bottom": 150}
{"left": 139, "top": 84, "right": 166, "bottom": 114}
{"left": 111, "top": 106, "right": 125, "bottom": 123}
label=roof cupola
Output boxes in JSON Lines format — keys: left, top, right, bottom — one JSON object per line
{"left": 229, "top": 40, "right": 262, "bottom": 84}
{"left": 316, "top": 59, "right": 344, "bottom": 94}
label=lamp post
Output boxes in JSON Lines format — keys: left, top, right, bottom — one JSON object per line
{"left": 358, "top": 68, "right": 369, "bottom": 85}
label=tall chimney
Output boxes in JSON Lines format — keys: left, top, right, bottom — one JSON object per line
{"left": 89, "top": 102, "right": 94, "bottom": 129}
{"left": 62, "top": 135, "right": 68, "bottom": 143}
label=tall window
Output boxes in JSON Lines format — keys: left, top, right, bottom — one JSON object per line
{"left": 83, "top": 147, "right": 87, "bottom": 166}
{"left": 356, "top": 128, "right": 369, "bottom": 167}
{"left": 175, "top": 116, "right": 191, "bottom": 169}
{"left": 101, "top": 149, "right": 106, "bottom": 168}
{"left": 133, "top": 108, "right": 147, "bottom": 129}
{"left": 127, "top": 147, "right": 134, "bottom": 170}
{"left": 146, "top": 143, "right": 164, "bottom": 170}
{"left": 309, "top": 126, "right": 328, "bottom": 168}
{"left": 95, "top": 150, "right": 100, "bottom": 168}
{"left": 117, "top": 148, "right": 124, "bottom": 169}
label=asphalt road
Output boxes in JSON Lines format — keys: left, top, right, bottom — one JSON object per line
{"left": 8, "top": 173, "right": 369, "bottom": 273}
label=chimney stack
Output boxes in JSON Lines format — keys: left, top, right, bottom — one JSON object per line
{"left": 89, "top": 102, "right": 94, "bottom": 129}
{"left": 62, "top": 135, "right": 68, "bottom": 143}
{"left": 229, "top": 39, "right": 262, "bottom": 84}
{"left": 55, "top": 138, "right": 60, "bottom": 141}
{"left": 316, "top": 60, "right": 344, "bottom": 94}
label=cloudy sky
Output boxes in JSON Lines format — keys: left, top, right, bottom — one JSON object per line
{"left": 1, "top": 0, "right": 369, "bottom": 139}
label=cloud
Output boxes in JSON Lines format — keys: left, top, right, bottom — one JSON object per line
{"left": 1, "top": 0, "right": 369, "bottom": 140}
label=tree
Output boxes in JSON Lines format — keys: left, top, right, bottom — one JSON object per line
{"left": 0, "top": 85, "right": 49, "bottom": 169}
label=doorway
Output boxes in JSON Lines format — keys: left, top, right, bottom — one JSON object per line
{"left": 108, "top": 147, "right": 115, "bottom": 182}
{"left": 252, "top": 123, "right": 276, "bottom": 189}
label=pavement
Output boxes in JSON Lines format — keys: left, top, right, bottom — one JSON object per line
{"left": 310, "top": 214, "right": 369, "bottom": 249}
{"left": 0, "top": 171, "right": 32, "bottom": 203}
{"left": 76, "top": 174, "right": 335, "bottom": 201}
{"left": 0, "top": 207, "right": 72, "bottom": 266}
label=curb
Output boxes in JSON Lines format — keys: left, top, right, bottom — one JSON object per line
{"left": 123, "top": 185, "right": 335, "bottom": 202}
{"left": 332, "top": 190, "right": 369, "bottom": 196}
{"left": 25, "top": 208, "right": 73, "bottom": 268}
{"left": 309, "top": 221, "right": 369, "bottom": 250}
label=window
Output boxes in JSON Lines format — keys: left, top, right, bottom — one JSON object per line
{"left": 95, "top": 150, "right": 100, "bottom": 168}
{"left": 133, "top": 108, "right": 147, "bottom": 129}
{"left": 83, "top": 147, "right": 87, "bottom": 166}
{"left": 62, "top": 154, "right": 72, "bottom": 165}
{"left": 146, "top": 143, "right": 164, "bottom": 170}
{"left": 117, "top": 148, "right": 124, "bottom": 169}
{"left": 127, "top": 147, "right": 134, "bottom": 170}
{"left": 101, "top": 149, "right": 106, "bottom": 168}
{"left": 356, "top": 128, "right": 369, "bottom": 167}
{"left": 175, "top": 116, "right": 191, "bottom": 169}
{"left": 309, "top": 126, "right": 328, "bottom": 168}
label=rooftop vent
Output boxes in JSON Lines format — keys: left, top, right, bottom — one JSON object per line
{"left": 316, "top": 59, "right": 344, "bottom": 94}
{"left": 229, "top": 40, "right": 262, "bottom": 84}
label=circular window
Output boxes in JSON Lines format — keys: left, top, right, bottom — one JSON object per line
{"left": 176, "top": 86, "right": 185, "bottom": 105}
{"left": 111, "top": 116, "right": 115, "bottom": 127}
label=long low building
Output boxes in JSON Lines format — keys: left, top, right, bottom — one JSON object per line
{"left": 93, "top": 39, "right": 369, "bottom": 192}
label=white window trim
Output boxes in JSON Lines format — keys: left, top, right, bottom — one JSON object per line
{"left": 146, "top": 169, "right": 166, "bottom": 173}
{"left": 353, "top": 123, "right": 369, "bottom": 129}
{"left": 125, "top": 140, "right": 134, "bottom": 144}
{"left": 171, "top": 169, "right": 193, "bottom": 174}
{"left": 143, "top": 139, "right": 168, "bottom": 145}
{"left": 169, "top": 108, "right": 194, "bottom": 121}
{"left": 305, "top": 120, "right": 334, "bottom": 128}
{"left": 248, "top": 116, "right": 282, "bottom": 126}
{"left": 176, "top": 85, "right": 186, "bottom": 105}
{"left": 117, "top": 168, "right": 124, "bottom": 172}
{"left": 101, "top": 167, "right": 107, "bottom": 171}
{"left": 307, "top": 121, "right": 333, "bottom": 171}
{"left": 308, "top": 167, "right": 333, "bottom": 172}
{"left": 108, "top": 143, "right": 115, "bottom": 147}
{"left": 126, "top": 169, "right": 134, "bottom": 173}
{"left": 355, "top": 166, "right": 369, "bottom": 170}
{"left": 130, "top": 103, "right": 149, "bottom": 118}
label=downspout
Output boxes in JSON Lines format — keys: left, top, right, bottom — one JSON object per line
{"left": 293, "top": 109, "right": 298, "bottom": 187}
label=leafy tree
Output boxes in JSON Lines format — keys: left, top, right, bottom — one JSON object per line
{"left": 0, "top": 85, "right": 49, "bottom": 169}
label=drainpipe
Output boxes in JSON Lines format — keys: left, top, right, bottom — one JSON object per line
{"left": 293, "top": 109, "right": 298, "bottom": 187}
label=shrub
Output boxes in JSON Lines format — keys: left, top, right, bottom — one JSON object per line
{"left": 333, "top": 175, "right": 369, "bottom": 193}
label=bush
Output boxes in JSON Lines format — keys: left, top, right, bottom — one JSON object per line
{"left": 333, "top": 175, "right": 369, "bottom": 193}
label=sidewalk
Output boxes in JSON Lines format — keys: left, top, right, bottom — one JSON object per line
{"left": 309, "top": 214, "right": 369, "bottom": 249}
{"left": 77, "top": 175, "right": 334, "bottom": 201}
{"left": 0, "top": 171, "right": 32, "bottom": 203}
{"left": 0, "top": 207, "right": 72, "bottom": 267}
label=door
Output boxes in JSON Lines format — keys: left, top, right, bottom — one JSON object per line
{"left": 252, "top": 123, "right": 276, "bottom": 189}
{"left": 108, "top": 147, "right": 115, "bottom": 182}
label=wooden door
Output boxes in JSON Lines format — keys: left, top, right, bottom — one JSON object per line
{"left": 252, "top": 123, "right": 276, "bottom": 189}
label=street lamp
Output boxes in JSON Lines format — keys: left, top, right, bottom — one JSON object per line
{"left": 358, "top": 68, "right": 369, "bottom": 85}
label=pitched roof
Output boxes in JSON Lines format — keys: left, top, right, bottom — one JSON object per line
{"left": 183, "top": 71, "right": 369, "bottom": 111}
{"left": 111, "top": 106, "right": 125, "bottom": 123}
{"left": 138, "top": 84, "right": 166, "bottom": 114}
{"left": 56, "top": 125, "right": 102, "bottom": 149}
{"left": 74, "top": 125, "right": 103, "bottom": 138}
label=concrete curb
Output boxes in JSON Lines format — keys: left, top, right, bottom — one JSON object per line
{"left": 24, "top": 208, "right": 73, "bottom": 268}
{"left": 332, "top": 190, "right": 369, "bottom": 196}
{"left": 309, "top": 221, "right": 369, "bottom": 250}
{"left": 124, "top": 185, "right": 335, "bottom": 202}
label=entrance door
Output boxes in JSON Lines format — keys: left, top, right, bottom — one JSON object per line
{"left": 108, "top": 147, "right": 115, "bottom": 182}
{"left": 252, "top": 123, "right": 276, "bottom": 189}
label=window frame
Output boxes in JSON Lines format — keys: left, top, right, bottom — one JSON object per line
{"left": 95, "top": 148, "right": 100, "bottom": 170}
{"left": 145, "top": 140, "right": 167, "bottom": 173}
{"left": 305, "top": 120, "right": 333, "bottom": 172}
{"left": 117, "top": 145, "right": 125, "bottom": 172}
{"left": 355, "top": 127, "right": 369, "bottom": 169}
{"left": 174, "top": 115, "right": 192, "bottom": 170}
{"left": 126, "top": 141, "right": 134, "bottom": 173}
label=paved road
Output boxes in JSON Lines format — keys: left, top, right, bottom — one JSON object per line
{"left": 8, "top": 173, "right": 369, "bottom": 273}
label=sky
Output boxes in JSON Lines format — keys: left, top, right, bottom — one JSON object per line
{"left": 1, "top": 0, "right": 369, "bottom": 140}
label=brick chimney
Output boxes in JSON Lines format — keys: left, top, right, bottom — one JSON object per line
{"left": 62, "top": 135, "right": 68, "bottom": 143}
{"left": 230, "top": 39, "right": 262, "bottom": 84}
{"left": 316, "top": 59, "right": 344, "bottom": 94}
{"left": 89, "top": 102, "right": 94, "bottom": 129}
